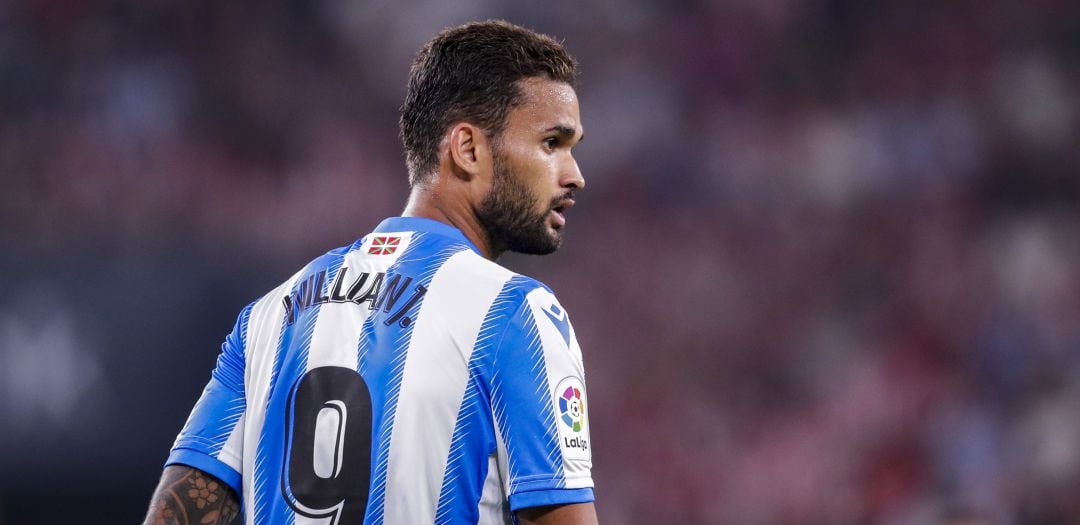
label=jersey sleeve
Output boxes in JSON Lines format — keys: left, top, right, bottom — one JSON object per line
{"left": 164, "top": 303, "right": 252, "bottom": 495}
{"left": 489, "top": 286, "right": 594, "bottom": 512}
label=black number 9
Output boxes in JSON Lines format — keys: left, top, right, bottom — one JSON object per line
{"left": 281, "top": 366, "right": 371, "bottom": 524}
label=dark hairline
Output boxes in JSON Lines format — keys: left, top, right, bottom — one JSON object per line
{"left": 399, "top": 20, "right": 579, "bottom": 186}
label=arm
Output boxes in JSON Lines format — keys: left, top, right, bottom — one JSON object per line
{"left": 517, "top": 502, "right": 599, "bottom": 525}
{"left": 489, "top": 287, "right": 597, "bottom": 516}
{"left": 151, "top": 305, "right": 251, "bottom": 524}
{"left": 143, "top": 465, "right": 240, "bottom": 525}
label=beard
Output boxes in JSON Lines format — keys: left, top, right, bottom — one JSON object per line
{"left": 477, "top": 150, "right": 565, "bottom": 256}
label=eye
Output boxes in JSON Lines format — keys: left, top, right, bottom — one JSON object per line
{"left": 544, "top": 137, "right": 559, "bottom": 150}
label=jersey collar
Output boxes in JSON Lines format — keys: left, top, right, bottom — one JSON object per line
{"left": 373, "top": 216, "right": 482, "bottom": 256}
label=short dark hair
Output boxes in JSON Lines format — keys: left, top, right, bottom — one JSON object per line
{"left": 400, "top": 20, "right": 578, "bottom": 185}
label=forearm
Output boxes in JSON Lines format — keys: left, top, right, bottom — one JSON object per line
{"left": 144, "top": 465, "right": 240, "bottom": 525}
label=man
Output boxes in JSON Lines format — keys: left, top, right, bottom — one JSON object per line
{"left": 144, "top": 20, "right": 596, "bottom": 525}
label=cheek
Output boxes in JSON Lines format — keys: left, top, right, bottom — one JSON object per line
{"left": 528, "top": 155, "right": 561, "bottom": 189}
{"left": 528, "top": 161, "right": 560, "bottom": 204}
{"left": 509, "top": 155, "right": 554, "bottom": 191}
{"left": 500, "top": 146, "right": 559, "bottom": 203}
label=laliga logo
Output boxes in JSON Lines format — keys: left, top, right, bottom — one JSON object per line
{"left": 557, "top": 378, "right": 589, "bottom": 454}
{"left": 559, "top": 385, "right": 584, "bottom": 432}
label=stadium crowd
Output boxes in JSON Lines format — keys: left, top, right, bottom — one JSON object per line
{"left": 1, "top": 1, "right": 1078, "bottom": 523}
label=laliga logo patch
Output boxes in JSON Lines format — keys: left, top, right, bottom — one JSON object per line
{"left": 555, "top": 376, "right": 590, "bottom": 459}
{"left": 559, "top": 382, "right": 584, "bottom": 432}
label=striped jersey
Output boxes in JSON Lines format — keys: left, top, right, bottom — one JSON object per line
{"left": 166, "top": 217, "right": 594, "bottom": 524}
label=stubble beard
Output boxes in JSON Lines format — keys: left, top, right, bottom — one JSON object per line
{"left": 477, "top": 150, "right": 563, "bottom": 256}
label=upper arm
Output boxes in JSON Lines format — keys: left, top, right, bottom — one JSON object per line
{"left": 165, "top": 303, "right": 253, "bottom": 495}
{"left": 144, "top": 465, "right": 240, "bottom": 525}
{"left": 516, "top": 502, "right": 599, "bottom": 525}
{"left": 489, "top": 285, "right": 595, "bottom": 511}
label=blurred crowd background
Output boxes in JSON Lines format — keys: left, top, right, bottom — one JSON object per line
{"left": 1, "top": 0, "right": 1078, "bottom": 523}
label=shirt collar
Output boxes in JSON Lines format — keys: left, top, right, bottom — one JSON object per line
{"left": 372, "top": 216, "right": 482, "bottom": 256}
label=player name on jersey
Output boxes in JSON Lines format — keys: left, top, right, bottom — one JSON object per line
{"left": 282, "top": 267, "right": 428, "bottom": 328}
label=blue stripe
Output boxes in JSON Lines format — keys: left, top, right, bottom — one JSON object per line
{"left": 253, "top": 248, "right": 348, "bottom": 525}
{"left": 510, "top": 487, "right": 594, "bottom": 511}
{"left": 489, "top": 282, "right": 566, "bottom": 499}
{"left": 169, "top": 301, "right": 254, "bottom": 463}
{"left": 434, "top": 276, "right": 532, "bottom": 524}
{"left": 170, "top": 382, "right": 245, "bottom": 455}
{"left": 361, "top": 234, "right": 472, "bottom": 524}
{"left": 166, "top": 448, "right": 244, "bottom": 496}
{"left": 210, "top": 301, "right": 253, "bottom": 403}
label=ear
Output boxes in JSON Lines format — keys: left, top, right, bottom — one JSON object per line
{"left": 447, "top": 123, "right": 491, "bottom": 181}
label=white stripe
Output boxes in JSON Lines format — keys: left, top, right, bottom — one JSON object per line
{"left": 217, "top": 413, "right": 245, "bottom": 472}
{"left": 241, "top": 275, "right": 302, "bottom": 525}
{"left": 478, "top": 421, "right": 512, "bottom": 524}
{"left": 292, "top": 251, "right": 385, "bottom": 525}
{"left": 382, "top": 251, "right": 513, "bottom": 523}
{"left": 303, "top": 234, "right": 413, "bottom": 375}
{"left": 306, "top": 257, "right": 381, "bottom": 371}
{"left": 524, "top": 289, "right": 593, "bottom": 489}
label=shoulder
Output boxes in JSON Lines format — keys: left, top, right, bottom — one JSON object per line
{"left": 248, "top": 242, "right": 357, "bottom": 314}
{"left": 436, "top": 251, "right": 562, "bottom": 304}
{"left": 426, "top": 251, "right": 577, "bottom": 338}
{"left": 458, "top": 257, "right": 573, "bottom": 343}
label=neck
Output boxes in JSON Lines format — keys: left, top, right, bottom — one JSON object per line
{"left": 402, "top": 183, "right": 503, "bottom": 260}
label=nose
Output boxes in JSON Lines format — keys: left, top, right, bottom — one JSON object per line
{"left": 562, "top": 157, "right": 585, "bottom": 191}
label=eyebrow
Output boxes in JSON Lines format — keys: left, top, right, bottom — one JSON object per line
{"left": 545, "top": 124, "right": 583, "bottom": 143}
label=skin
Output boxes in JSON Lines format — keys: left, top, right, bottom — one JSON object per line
{"left": 145, "top": 76, "right": 595, "bottom": 525}
{"left": 403, "top": 76, "right": 586, "bottom": 261}
{"left": 517, "top": 501, "right": 600, "bottom": 525}
{"left": 143, "top": 465, "right": 239, "bottom": 525}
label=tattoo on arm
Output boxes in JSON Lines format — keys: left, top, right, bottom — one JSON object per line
{"left": 144, "top": 465, "right": 240, "bottom": 525}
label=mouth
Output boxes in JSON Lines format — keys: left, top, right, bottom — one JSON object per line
{"left": 550, "top": 198, "right": 575, "bottom": 229}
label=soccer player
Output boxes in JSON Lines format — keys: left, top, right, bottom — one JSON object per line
{"left": 143, "top": 20, "right": 596, "bottom": 525}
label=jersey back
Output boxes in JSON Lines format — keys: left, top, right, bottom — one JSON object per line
{"left": 166, "top": 217, "right": 594, "bottom": 525}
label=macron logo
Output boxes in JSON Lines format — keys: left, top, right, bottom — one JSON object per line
{"left": 541, "top": 303, "right": 572, "bottom": 348}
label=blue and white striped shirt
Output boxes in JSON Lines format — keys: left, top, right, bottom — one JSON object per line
{"left": 166, "top": 217, "right": 594, "bottom": 524}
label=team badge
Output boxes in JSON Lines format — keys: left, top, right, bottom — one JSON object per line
{"left": 368, "top": 236, "right": 400, "bottom": 255}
